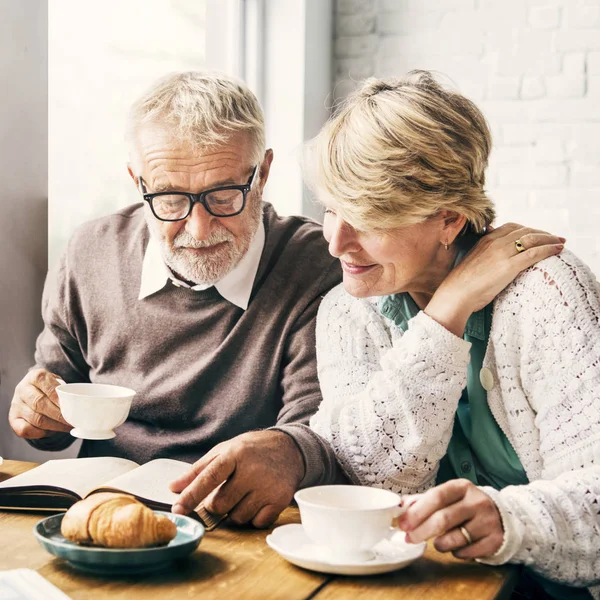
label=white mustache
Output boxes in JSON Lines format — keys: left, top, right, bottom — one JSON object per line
{"left": 173, "top": 229, "right": 233, "bottom": 249}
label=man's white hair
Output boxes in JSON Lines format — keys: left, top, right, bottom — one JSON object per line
{"left": 126, "top": 71, "right": 265, "bottom": 170}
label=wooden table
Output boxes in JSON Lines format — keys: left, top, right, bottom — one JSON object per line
{"left": 0, "top": 461, "right": 519, "bottom": 600}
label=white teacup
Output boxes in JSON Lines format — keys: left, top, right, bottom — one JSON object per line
{"left": 56, "top": 383, "right": 136, "bottom": 440}
{"left": 294, "top": 485, "right": 403, "bottom": 562}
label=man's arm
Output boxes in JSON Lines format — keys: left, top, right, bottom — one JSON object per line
{"left": 169, "top": 258, "right": 346, "bottom": 526}
{"left": 270, "top": 426, "right": 351, "bottom": 486}
{"left": 268, "top": 269, "right": 349, "bottom": 487}
{"left": 10, "top": 251, "right": 89, "bottom": 451}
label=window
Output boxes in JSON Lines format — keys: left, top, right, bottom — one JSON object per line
{"left": 48, "top": 0, "right": 332, "bottom": 265}
{"left": 49, "top": 0, "right": 217, "bottom": 265}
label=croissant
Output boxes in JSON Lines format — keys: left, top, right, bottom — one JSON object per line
{"left": 61, "top": 492, "right": 177, "bottom": 548}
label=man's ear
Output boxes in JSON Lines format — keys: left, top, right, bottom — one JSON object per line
{"left": 257, "top": 149, "right": 274, "bottom": 194}
{"left": 127, "top": 165, "right": 139, "bottom": 187}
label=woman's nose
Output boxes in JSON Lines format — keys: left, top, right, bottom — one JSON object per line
{"left": 326, "top": 216, "right": 360, "bottom": 258}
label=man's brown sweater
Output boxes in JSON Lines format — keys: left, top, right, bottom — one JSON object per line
{"left": 31, "top": 202, "right": 342, "bottom": 486}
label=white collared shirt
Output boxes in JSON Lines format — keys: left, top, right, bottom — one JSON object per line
{"left": 138, "top": 220, "right": 265, "bottom": 310}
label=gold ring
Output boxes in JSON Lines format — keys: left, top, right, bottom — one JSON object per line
{"left": 460, "top": 526, "right": 473, "bottom": 545}
{"left": 515, "top": 239, "right": 526, "bottom": 253}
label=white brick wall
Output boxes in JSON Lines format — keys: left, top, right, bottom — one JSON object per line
{"left": 334, "top": 0, "right": 600, "bottom": 274}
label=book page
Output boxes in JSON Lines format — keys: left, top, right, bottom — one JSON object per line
{"left": 0, "top": 457, "right": 139, "bottom": 499}
{"left": 96, "top": 458, "right": 191, "bottom": 506}
{"left": 0, "top": 569, "right": 71, "bottom": 600}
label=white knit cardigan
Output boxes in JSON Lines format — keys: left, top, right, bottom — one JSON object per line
{"left": 310, "top": 250, "right": 600, "bottom": 595}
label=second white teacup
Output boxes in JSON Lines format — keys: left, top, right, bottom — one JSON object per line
{"left": 56, "top": 383, "right": 136, "bottom": 440}
{"left": 294, "top": 485, "right": 403, "bottom": 562}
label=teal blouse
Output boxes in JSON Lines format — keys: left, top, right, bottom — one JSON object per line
{"left": 378, "top": 292, "right": 528, "bottom": 491}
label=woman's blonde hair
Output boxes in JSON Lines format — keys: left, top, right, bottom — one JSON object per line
{"left": 127, "top": 71, "right": 265, "bottom": 169}
{"left": 306, "top": 70, "right": 495, "bottom": 233}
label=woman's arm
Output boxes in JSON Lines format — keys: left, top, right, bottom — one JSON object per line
{"left": 310, "top": 284, "right": 471, "bottom": 493}
{"left": 399, "top": 251, "right": 600, "bottom": 588}
{"left": 480, "top": 467, "right": 600, "bottom": 587}
{"left": 425, "top": 224, "right": 565, "bottom": 337}
{"left": 477, "top": 250, "right": 600, "bottom": 586}
{"left": 310, "top": 224, "right": 564, "bottom": 493}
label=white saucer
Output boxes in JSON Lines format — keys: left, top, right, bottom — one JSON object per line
{"left": 266, "top": 524, "right": 426, "bottom": 576}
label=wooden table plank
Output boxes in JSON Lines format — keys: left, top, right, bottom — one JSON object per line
{"left": 0, "top": 460, "right": 519, "bottom": 600}
{"left": 0, "top": 459, "right": 37, "bottom": 481}
{"left": 309, "top": 542, "right": 520, "bottom": 600}
{"left": 0, "top": 460, "right": 328, "bottom": 600}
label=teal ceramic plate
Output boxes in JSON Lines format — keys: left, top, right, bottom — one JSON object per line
{"left": 34, "top": 511, "right": 204, "bottom": 575}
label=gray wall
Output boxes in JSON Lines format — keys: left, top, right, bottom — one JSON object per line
{"left": 0, "top": 0, "right": 74, "bottom": 460}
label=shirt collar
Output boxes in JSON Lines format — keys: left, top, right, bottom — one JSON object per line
{"left": 138, "top": 219, "right": 265, "bottom": 310}
{"left": 379, "top": 291, "right": 487, "bottom": 341}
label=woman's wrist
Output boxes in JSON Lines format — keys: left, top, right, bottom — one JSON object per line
{"left": 424, "top": 289, "right": 472, "bottom": 338}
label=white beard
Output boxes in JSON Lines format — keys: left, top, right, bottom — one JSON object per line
{"left": 146, "top": 201, "right": 262, "bottom": 285}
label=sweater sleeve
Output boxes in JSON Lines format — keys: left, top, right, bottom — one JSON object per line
{"left": 28, "top": 249, "right": 90, "bottom": 452}
{"left": 476, "top": 252, "right": 600, "bottom": 588}
{"left": 269, "top": 262, "right": 348, "bottom": 488}
{"left": 309, "top": 284, "right": 472, "bottom": 493}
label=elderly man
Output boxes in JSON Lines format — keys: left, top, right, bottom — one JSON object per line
{"left": 9, "top": 71, "right": 342, "bottom": 527}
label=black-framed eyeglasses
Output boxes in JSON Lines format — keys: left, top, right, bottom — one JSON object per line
{"left": 139, "top": 166, "right": 258, "bottom": 221}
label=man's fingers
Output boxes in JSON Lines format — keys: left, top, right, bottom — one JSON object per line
{"left": 169, "top": 468, "right": 201, "bottom": 494}
{"left": 227, "top": 491, "right": 262, "bottom": 525}
{"left": 171, "top": 430, "right": 304, "bottom": 525}
{"left": 203, "top": 476, "right": 248, "bottom": 516}
{"left": 227, "top": 489, "right": 289, "bottom": 527}
{"left": 9, "top": 416, "right": 49, "bottom": 440}
{"left": 172, "top": 453, "right": 235, "bottom": 514}
{"left": 21, "top": 386, "right": 68, "bottom": 424}
{"left": 9, "top": 399, "right": 71, "bottom": 433}
{"left": 27, "top": 369, "right": 62, "bottom": 407}
{"left": 17, "top": 369, "right": 69, "bottom": 425}
{"left": 252, "top": 503, "right": 285, "bottom": 529}
{"left": 169, "top": 452, "right": 220, "bottom": 492}
{"left": 22, "top": 405, "right": 72, "bottom": 432}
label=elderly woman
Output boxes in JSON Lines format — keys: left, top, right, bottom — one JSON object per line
{"left": 308, "top": 72, "right": 600, "bottom": 599}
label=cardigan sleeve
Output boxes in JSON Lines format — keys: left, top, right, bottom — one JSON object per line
{"left": 476, "top": 251, "right": 600, "bottom": 588}
{"left": 309, "top": 284, "right": 472, "bottom": 492}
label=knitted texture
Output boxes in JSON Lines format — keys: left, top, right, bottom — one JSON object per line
{"left": 311, "top": 250, "right": 600, "bottom": 589}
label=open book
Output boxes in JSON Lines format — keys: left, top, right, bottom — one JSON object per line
{"left": 0, "top": 457, "right": 219, "bottom": 529}
{"left": 0, "top": 569, "right": 71, "bottom": 600}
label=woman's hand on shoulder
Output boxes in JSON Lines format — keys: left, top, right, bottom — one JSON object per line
{"left": 425, "top": 224, "right": 565, "bottom": 337}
